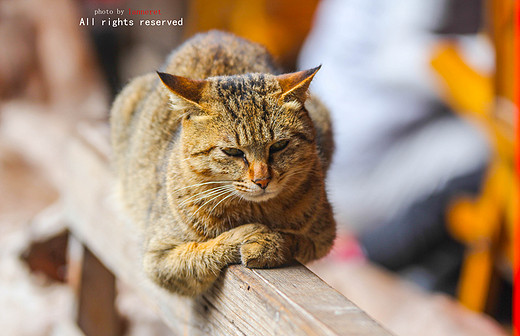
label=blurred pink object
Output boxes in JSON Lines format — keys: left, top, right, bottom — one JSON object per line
{"left": 327, "top": 233, "right": 366, "bottom": 261}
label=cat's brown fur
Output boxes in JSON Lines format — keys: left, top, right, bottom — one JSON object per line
{"left": 110, "top": 31, "right": 335, "bottom": 296}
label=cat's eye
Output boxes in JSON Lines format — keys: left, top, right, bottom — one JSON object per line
{"left": 222, "top": 148, "right": 245, "bottom": 157}
{"left": 269, "top": 140, "right": 289, "bottom": 154}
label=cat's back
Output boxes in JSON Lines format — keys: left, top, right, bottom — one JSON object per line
{"left": 163, "top": 30, "right": 279, "bottom": 79}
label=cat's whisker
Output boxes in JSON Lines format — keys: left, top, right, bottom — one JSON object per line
{"left": 192, "top": 188, "right": 235, "bottom": 218}
{"left": 172, "top": 181, "right": 233, "bottom": 193}
{"left": 185, "top": 186, "right": 234, "bottom": 221}
{"left": 207, "top": 191, "right": 237, "bottom": 215}
{"left": 278, "top": 169, "right": 307, "bottom": 183}
{"left": 197, "top": 188, "right": 234, "bottom": 209}
{"left": 179, "top": 189, "right": 221, "bottom": 207}
{"left": 179, "top": 181, "right": 233, "bottom": 191}
{"left": 179, "top": 185, "right": 229, "bottom": 202}
{"left": 178, "top": 186, "right": 226, "bottom": 207}
{"left": 232, "top": 192, "right": 247, "bottom": 202}
{"left": 179, "top": 186, "right": 233, "bottom": 207}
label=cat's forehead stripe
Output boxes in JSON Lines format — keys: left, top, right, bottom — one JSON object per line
{"left": 215, "top": 75, "right": 273, "bottom": 118}
{"left": 212, "top": 74, "right": 282, "bottom": 146}
{"left": 215, "top": 74, "right": 268, "bottom": 96}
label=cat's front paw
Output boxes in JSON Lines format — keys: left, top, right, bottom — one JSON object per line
{"left": 217, "top": 223, "right": 271, "bottom": 264}
{"left": 224, "top": 223, "right": 270, "bottom": 244}
{"left": 240, "top": 232, "right": 291, "bottom": 268}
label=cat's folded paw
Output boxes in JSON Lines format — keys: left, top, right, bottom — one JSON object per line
{"left": 223, "top": 223, "right": 270, "bottom": 244}
{"left": 240, "top": 232, "right": 290, "bottom": 268}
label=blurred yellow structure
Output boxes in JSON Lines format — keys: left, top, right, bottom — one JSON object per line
{"left": 431, "top": 0, "right": 517, "bottom": 313}
{"left": 184, "top": 0, "right": 319, "bottom": 70}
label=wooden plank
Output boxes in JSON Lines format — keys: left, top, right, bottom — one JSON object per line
{"left": 62, "top": 122, "right": 392, "bottom": 336}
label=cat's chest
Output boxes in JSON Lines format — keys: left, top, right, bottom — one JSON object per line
{"left": 212, "top": 202, "right": 307, "bottom": 234}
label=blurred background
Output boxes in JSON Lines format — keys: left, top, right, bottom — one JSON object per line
{"left": 0, "top": 0, "right": 516, "bottom": 335}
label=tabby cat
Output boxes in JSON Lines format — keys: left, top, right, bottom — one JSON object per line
{"left": 110, "top": 31, "right": 335, "bottom": 296}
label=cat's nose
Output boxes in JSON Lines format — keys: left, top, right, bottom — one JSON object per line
{"left": 253, "top": 178, "right": 271, "bottom": 189}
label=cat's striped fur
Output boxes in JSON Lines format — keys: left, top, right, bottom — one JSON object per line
{"left": 110, "top": 31, "right": 335, "bottom": 296}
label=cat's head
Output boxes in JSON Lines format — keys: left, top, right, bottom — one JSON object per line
{"left": 158, "top": 67, "right": 321, "bottom": 202}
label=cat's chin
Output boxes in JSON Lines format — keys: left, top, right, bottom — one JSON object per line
{"left": 239, "top": 190, "right": 279, "bottom": 203}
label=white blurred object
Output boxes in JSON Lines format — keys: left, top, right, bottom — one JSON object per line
{"left": 300, "top": 0, "right": 490, "bottom": 231}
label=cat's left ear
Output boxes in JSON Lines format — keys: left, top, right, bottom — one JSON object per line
{"left": 276, "top": 65, "right": 321, "bottom": 104}
{"left": 157, "top": 71, "right": 207, "bottom": 107}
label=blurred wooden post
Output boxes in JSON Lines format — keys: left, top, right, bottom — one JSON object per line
{"left": 68, "top": 234, "right": 123, "bottom": 336}
{"left": 77, "top": 248, "right": 122, "bottom": 336}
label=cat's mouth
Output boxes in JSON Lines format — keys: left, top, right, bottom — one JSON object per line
{"left": 232, "top": 180, "right": 280, "bottom": 202}
{"left": 234, "top": 186, "right": 278, "bottom": 202}
{"left": 242, "top": 191, "right": 277, "bottom": 202}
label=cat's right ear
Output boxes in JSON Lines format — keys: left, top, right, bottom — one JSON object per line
{"left": 276, "top": 65, "right": 321, "bottom": 105}
{"left": 157, "top": 72, "right": 207, "bottom": 108}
